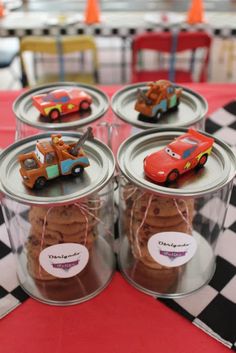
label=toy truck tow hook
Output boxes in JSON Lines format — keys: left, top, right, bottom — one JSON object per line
{"left": 18, "top": 127, "right": 94, "bottom": 189}
{"left": 69, "top": 127, "right": 94, "bottom": 156}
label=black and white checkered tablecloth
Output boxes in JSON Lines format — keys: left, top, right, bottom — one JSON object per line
{"left": 0, "top": 102, "right": 235, "bottom": 348}
{"left": 160, "top": 101, "right": 236, "bottom": 350}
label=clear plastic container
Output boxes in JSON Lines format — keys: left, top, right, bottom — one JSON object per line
{"left": 117, "top": 128, "right": 236, "bottom": 298}
{"left": 0, "top": 131, "right": 116, "bottom": 305}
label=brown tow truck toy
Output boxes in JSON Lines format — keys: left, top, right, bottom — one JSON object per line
{"left": 134, "top": 80, "right": 182, "bottom": 120}
{"left": 18, "top": 127, "right": 94, "bottom": 189}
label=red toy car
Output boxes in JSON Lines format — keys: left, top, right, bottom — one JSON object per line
{"left": 144, "top": 129, "right": 214, "bottom": 184}
{"left": 32, "top": 87, "right": 93, "bottom": 120}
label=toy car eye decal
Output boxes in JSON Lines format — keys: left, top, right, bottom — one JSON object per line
{"left": 171, "top": 152, "right": 181, "bottom": 159}
{"left": 165, "top": 147, "right": 181, "bottom": 159}
{"left": 35, "top": 147, "right": 44, "bottom": 163}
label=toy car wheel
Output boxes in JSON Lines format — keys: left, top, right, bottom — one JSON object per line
{"left": 80, "top": 100, "right": 90, "bottom": 111}
{"left": 34, "top": 177, "right": 47, "bottom": 189}
{"left": 166, "top": 169, "right": 179, "bottom": 184}
{"left": 49, "top": 109, "right": 60, "bottom": 120}
{"left": 72, "top": 165, "right": 84, "bottom": 176}
{"left": 197, "top": 154, "right": 208, "bottom": 168}
{"left": 155, "top": 110, "right": 162, "bottom": 120}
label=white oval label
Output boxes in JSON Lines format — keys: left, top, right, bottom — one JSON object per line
{"left": 147, "top": 232, "right": 197, "bottom": 267}
{"left": 39, "top": 243, "right": 89, "bottom": 278}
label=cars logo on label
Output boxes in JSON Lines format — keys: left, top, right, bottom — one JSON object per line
{"left": 51, "top": 259, "right": 80, "bottom": 271}
{"left": 147, "top": 232, "right": 197, "bottom": 267}
{"left": 159, "top": 250, "right": 188, "bottom": 261}
{"left": 39, "top": 243, "right": 89, "bottom": 278}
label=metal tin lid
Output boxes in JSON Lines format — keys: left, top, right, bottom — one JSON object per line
{"left": 13, "top": 82, "right": 109, "bottom": 130}
{"left": 111, "top": 83, "right": 208, "bottom": 129}
{"left": 117, "top": 128, "right": 236, "bottom": 197}
{"left": 0, "top": 132, "right": 115, "bottom": 206}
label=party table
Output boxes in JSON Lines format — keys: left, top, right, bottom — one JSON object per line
{"left": 0, "top": 83, "right": 235, "bottom": 353}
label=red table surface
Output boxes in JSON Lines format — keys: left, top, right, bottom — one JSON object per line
{"left": 0, "top": 84, "right": 234, "bottom": 353}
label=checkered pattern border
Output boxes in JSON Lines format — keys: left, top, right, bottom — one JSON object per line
{"left": 0, "top": 25, "right": 231, "bottom": 38}
{"left": 0, "top": 101, "right": 235, "bottom": 348}
{"left": 0, "top": 26, "right": 236, "bottom": 38}
{"left": 0, "top": 207, "right": 29, "bottom": 318}
{"left": 159, "top": 101, "right": 236, "bottom": 350}
{"left": 0, "top": 18, "right": 236, "bottom": 38}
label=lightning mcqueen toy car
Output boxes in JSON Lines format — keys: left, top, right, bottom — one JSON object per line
{"left": 144, "top": 129, "right": 214, "bottom": 184}
{"left": 32, "top": 87, "right": 92, "bottom": 120}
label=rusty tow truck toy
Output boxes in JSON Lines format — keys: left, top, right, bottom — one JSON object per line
{"left": 135, "top": 80, "right": 182, "bottom": 121}
{"left": 18, "top": 128, "right": 94, "bottom": 189}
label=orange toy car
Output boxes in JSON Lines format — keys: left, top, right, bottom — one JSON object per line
{"left": 32, "top": 87, "right": 92, "bottom": 120}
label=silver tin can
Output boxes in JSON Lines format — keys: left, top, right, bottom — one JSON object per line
{"left": 0, "top": 131, "right": 116, "bottom": 305}
{"left": 13, "top": 82, "right": 110, "bottom": 141}
{"left": 117, "top": 128, "right": 236, "bottom": 298}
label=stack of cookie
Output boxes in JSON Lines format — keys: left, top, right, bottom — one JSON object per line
{"left": 26, "top": 201, "right": 99, "bottom": 280}
{"left": 122, "top": 184, "right": 194, "bottom": 270}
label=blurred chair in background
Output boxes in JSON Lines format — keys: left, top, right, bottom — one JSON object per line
{"left": 131, "top": 31, "right": 212, "bottom": 83}
{"left": 218, "top": 38, "right": 236, "bottom": 79}
{"left": 0, "top": 38, "right": 20, "bottom": 88}
{"left": 20, "top": 35, "right": 99, "bottom": 87}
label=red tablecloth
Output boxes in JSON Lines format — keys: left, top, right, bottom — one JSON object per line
{"left": 0, "top": 84, "right": 234, "bottom": 353}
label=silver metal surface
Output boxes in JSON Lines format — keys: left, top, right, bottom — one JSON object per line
{"left": 117, "top": 128, "right": 236, "bottom": 197}
{"left": 111, "top": 83, "right": 208, "bottom": 130}
{"left": 13, "top": 82, "right": 109, "bottom": 130}
{"left": 0, "top": 131, "right": 115, "bottom": 205}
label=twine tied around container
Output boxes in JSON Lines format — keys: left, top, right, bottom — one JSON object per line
{"left": 123, "top": 186, "right": 193, "bottom": 258}
{"left": 38, "top": 198, "right": 110, "bottom": 278}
